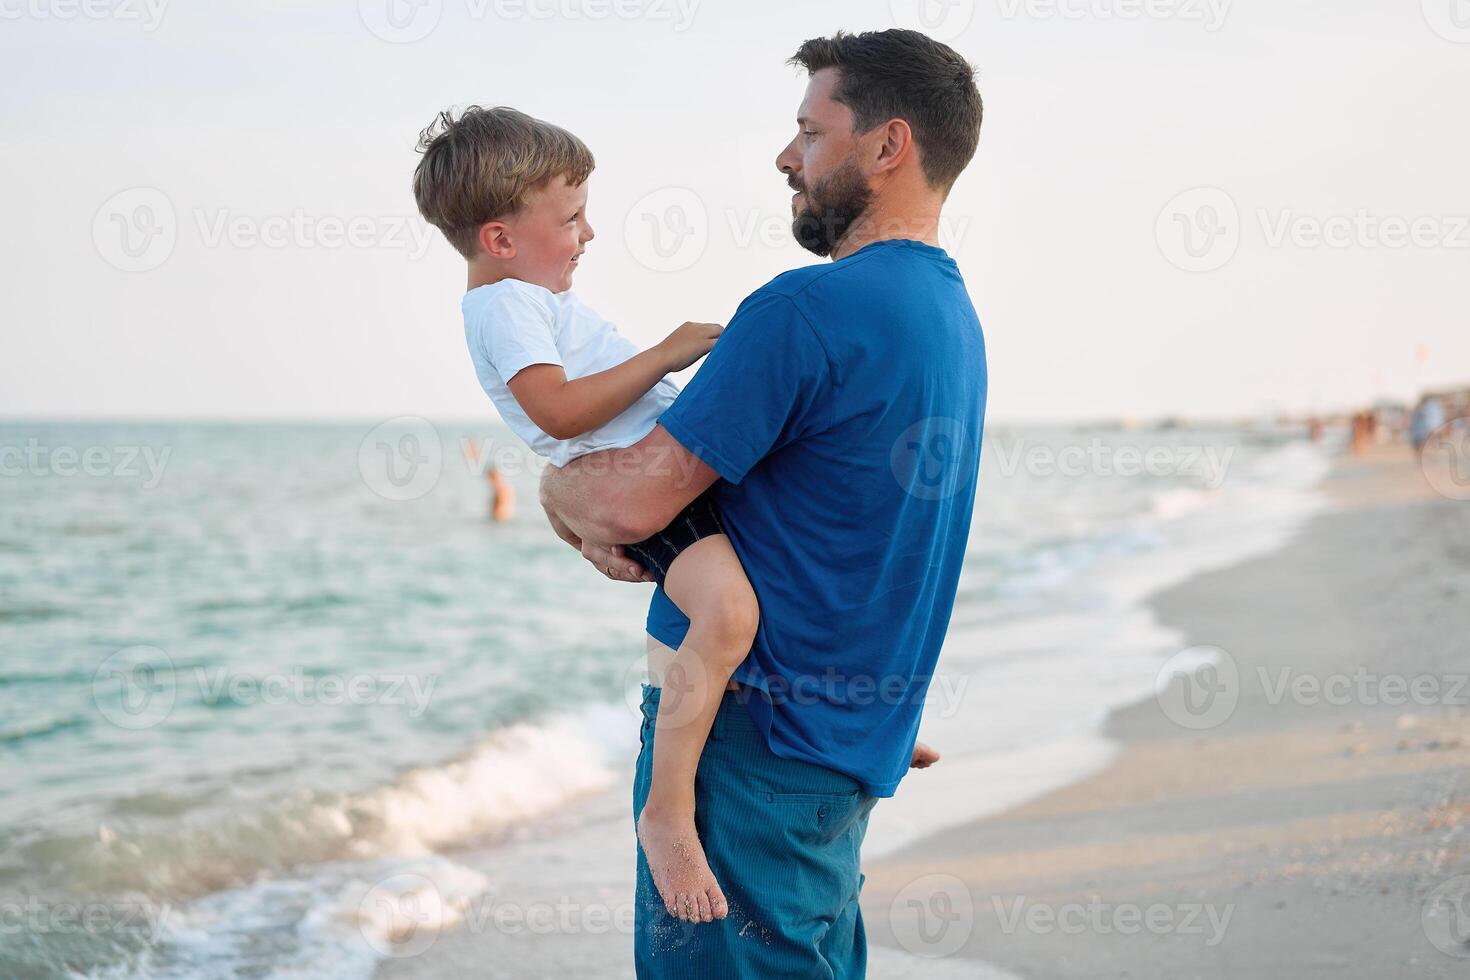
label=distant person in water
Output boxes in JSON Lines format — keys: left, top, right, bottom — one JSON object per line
{"left": 486, "top": 465, "right": 514, "bottom": 522}
{"left": 462, "top": 440, "right": 516, "bottom": 522}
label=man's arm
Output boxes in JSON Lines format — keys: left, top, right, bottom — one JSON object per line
{"left": 540, "top": 423, "right": 719, "bottom": 546}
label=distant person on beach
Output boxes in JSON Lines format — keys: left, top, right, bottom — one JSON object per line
{"left": 1351, "top": 409, "right": 1373, "bottom": 454}
{"left": 1410, "top": 396, "right": 1445, "bottom": 451}
{"left": 537, "top": 30, "right": 984, "bottom": 977}
{"left": 416, "top": 107, "right": 761, "bottom": 924}
{"left": 461, "top": 439, "right": 516, "bottom": 522}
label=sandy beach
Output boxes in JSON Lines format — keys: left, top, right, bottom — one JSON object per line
{"left": 863, "top": 443, "right": 1470, "bottom": 978}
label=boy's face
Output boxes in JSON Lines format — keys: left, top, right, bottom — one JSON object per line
{"left": 500, "top": 173, "right": 594, "bottom": 293}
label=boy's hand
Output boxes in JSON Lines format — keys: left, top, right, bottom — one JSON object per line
{"left": 656, "top": 322, "right": 723, "bottom": 372}
{"left": 910, "top": 742, "right": 940, "bottom": 769}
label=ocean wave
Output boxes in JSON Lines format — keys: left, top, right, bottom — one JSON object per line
{"left": 23, "top": 705, "right": 629, "bottom": 903}
{"left": 1151, "top": 485, "right": 1219, "bottom": 521}
{"left": 66, "top": 855, "right": 490, "bottom": 980}
{"left": 0, "top": 603, "right": 67, "bottom": 624}
{"left": 0, "top": 669, "right": 93, "bottom": 688}
{"left": 0, "top": 714, "right": 89, "bottom": 746}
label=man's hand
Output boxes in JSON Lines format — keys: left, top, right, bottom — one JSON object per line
{"left": 542, "top": 481, "right": 653, "bottom": 583}
{"left": 580, "top": 540, "right": 654, "bottom": 583}
{"left": 910, "top": 742, "right": 940, "bottom": 769}
{"left": 543, "top": 501, "right": 583, "bottom": 551}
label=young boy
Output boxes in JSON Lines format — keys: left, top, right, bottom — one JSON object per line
{"left": 413, "top": 105, "right": 754, "bottom": 924}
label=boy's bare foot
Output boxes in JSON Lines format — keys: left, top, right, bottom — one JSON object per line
{"left": 637, "top": 804, "right": 729, "bottom": 923}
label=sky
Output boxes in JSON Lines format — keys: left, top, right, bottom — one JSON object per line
{"left": 1, "top": 0, "right": 1467, "bottom": 424}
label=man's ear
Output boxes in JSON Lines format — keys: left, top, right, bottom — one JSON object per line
{"left": 477, "top": 220, "right": 515, "bottom": 259}
{"left": 872, "top": 118, "right": 914, "bottom": 178}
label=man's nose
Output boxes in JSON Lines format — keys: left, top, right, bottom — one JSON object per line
{"left": 775, "top": 138, "right": 800, "bottom": 176}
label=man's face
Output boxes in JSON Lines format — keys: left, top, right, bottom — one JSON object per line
{"left": 775, "top": 68, "right": 874, "bottom": 257}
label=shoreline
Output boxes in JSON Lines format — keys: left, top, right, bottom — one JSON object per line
{"left": 861, "top": 442, "right": 1470, "bottom": 978}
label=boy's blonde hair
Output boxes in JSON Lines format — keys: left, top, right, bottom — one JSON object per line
{"left": 413, "top": 106, "right": 595, "bottom": 259}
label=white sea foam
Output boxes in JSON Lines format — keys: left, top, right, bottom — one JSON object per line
{"left": 94, "top": 703, "right": 627, "bottom": 887}
{"left": 65, "top": 703, "right": 634, "bottom": 979}
{"left": 330, "top": 705, "right": 629, "bottom": 859}
{"left": 73, "top": 855, "right": 490, "bottom": 980}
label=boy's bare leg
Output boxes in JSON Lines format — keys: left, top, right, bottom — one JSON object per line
{"left": 636, "top": 533, "right": 758, "bottom": 924}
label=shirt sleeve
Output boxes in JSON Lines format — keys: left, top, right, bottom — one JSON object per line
{"left": 474, "top": 283, "right": 562, "bottom": 383}
{"left": 657, "top": 289, "right": 831, "bottom": 484}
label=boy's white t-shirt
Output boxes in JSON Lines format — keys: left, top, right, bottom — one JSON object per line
{"left": 463, "top": 278, "right": 680, "bottom": 467}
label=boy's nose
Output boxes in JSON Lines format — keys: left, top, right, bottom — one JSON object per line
{"left": 582, "top": 223, "right": 596, "bottom": 243}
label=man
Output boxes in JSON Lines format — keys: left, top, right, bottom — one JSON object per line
{"left": 541, "top": 28, "right": 987, "bottom": 978}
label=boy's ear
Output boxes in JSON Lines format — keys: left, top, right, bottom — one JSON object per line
{"left": 477, "top": 220, "right": 515, "bottom": 259}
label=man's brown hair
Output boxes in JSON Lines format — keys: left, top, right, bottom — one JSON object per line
{"left": 789, "top": 30, "right": 982, "bottom": 193}
{"left": 413, "top": 106, "right": 595, "bottom": 259}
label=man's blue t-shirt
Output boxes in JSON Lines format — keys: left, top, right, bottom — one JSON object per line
{"left": 647, "top": 238, "right": 987, "bottom": 798}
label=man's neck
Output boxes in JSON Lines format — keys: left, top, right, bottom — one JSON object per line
{"left": 830, "top": 198, "right": 943, "bottom": 261}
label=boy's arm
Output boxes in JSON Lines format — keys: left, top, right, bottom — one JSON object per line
{"left": 507, "top": 321, "right": 721, "bottom": 441}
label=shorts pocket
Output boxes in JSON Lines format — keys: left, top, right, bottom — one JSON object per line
{"left": 767, "top": 789, "right": 866, "bottom": 845}
{"left": 767, "top": 790, "right": 863, "bottom": 806}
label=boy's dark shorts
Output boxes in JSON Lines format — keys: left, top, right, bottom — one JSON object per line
{"left": 622, "top": 491, "right": 725, "bottom": 587}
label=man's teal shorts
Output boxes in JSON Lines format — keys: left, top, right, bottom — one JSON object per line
{"left": 634, "top": 683, "right": 878, "bottom": 978}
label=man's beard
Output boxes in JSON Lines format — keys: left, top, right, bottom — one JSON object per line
{"left": 789, "top": 161, "right": 872, "bottom": 257}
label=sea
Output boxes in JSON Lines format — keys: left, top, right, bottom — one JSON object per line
{"left": 0, "top": 419, "right": 1337, "bottom": 979}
